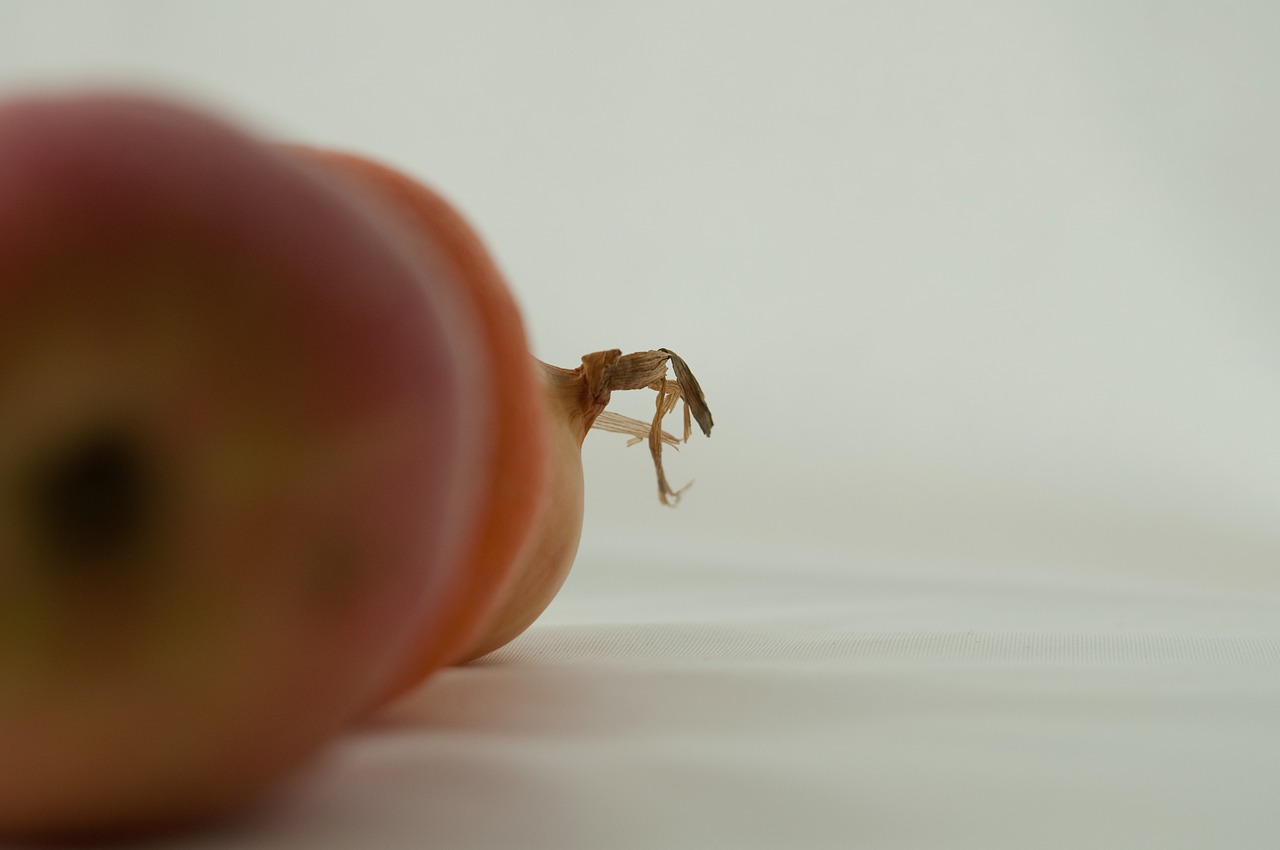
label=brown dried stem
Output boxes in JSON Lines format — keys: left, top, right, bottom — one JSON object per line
{"left": 539, "top": 348, "right": 713, "bottom": 506}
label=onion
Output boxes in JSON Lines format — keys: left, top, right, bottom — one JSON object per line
{"left": 456, "top": 347, "right": 715, "bottom": 662}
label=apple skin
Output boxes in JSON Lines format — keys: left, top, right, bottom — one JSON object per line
{"left": 0, "top": 94, "right": 492, "bottom": 839}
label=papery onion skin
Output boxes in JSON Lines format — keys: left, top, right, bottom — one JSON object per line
{"left": 453, "top": 364, "right": 592, "bottom": 662}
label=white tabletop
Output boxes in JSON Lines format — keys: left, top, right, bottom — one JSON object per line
{"left": 162, "top": 551, "right": 1280, "bottom": 849}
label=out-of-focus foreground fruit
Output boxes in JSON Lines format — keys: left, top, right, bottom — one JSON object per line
{"left": 0, "top": 93, "right": 498, "bottom": 840}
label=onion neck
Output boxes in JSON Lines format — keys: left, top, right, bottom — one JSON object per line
{"left": 536, "top": 352, "right": 618, "bottom": 446}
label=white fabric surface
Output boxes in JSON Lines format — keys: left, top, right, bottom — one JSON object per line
{"left": 147, "top": 552, "right": 1280, "bottom": 850}
{"left": 2, "top": 3, "right": 1279, "bottom": 848}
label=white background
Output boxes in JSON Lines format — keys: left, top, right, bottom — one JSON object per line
{"left": 2, "top": 3, "right": 1279, "bottom": 848}
{"left": 1, "top": 1, "right": 1275, "bottom": 583}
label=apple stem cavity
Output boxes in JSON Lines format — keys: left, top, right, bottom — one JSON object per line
{"left": 25, "top": 424, "right": 155, "bottom": 568}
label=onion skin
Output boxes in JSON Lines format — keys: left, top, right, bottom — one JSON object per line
{"left": 454, "top": 364, "right": 594, "bottom": 662}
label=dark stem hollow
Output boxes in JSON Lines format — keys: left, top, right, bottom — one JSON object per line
{"left": 27, "top": 425, "right": 155, "bottom": 567}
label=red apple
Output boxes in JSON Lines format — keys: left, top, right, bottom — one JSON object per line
{"left": 0, "top": 93, "right": 491, "bottom": 839}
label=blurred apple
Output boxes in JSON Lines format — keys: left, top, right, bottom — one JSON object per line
{"left": 0, "top": 93, "right": 490, "bottom": 839}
